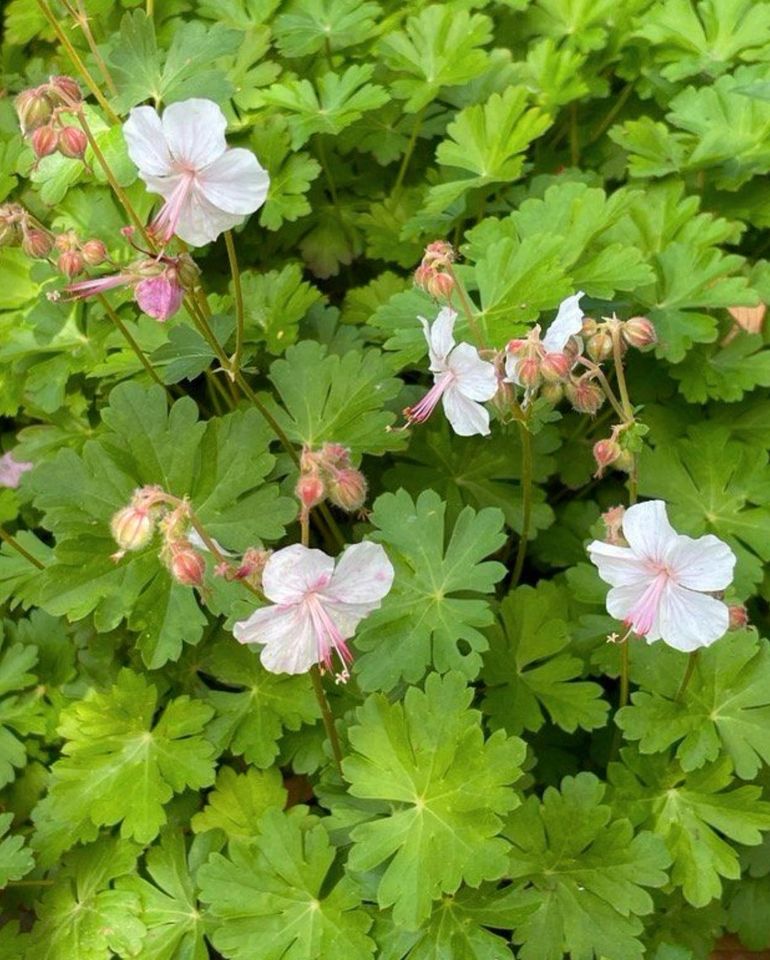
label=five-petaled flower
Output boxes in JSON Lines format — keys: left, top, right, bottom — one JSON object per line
{"left": 233, "top": 541, "right": 394, "bottom": 680}
{"left": 123, "top": 98, "right": 270, "bottom": 247}
{"left": 588, "top": 499, "right": 736, "bottom": 652}
{"left": 405, "top": 306, "right": 498, "bottom": 437}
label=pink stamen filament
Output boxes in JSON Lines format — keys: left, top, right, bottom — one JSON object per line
{"left": 625, "top": 571, "right": 669, "bottom": 637}
{"left": 406, "top": 372, "right": 454, "bottom": 424}
{"left": 64, "top": 273, "right": 133, "bottom": 299}
{"left": 305, "top": 595, "right": 353, "bottom": 682}
{"left": 151, "top": 173, "right": 195, "bottom": 243}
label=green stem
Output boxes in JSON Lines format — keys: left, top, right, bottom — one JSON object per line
{"left": 587, "top": 83, "right": 633, "bottom": 146}
{"left": 610, "top": 324, "right": 638, "bottom": 504}
{"left": 224, "top": 230, "right": 245, "bottom": 382}
{"left": 36, "top": 0, "right": 120, "bottom": 124}
{"left": 675, "top": 650, "right": 699, "bottom": 703}
{"left": 574, "top": 357, "right": 627, "bottom": 421}
{"left": 511, "top": 419, "right": 533, "bottom": 587}
{"left": 569, "top": 102, "right": 580, "bottom": 166}
{"left": 618, "top": 640, "right": 630, "bottom": 710}
{"left": 146, "top": 0, "right": 154, "bottom": 17}
{"left": 71, "top": 0, "right": 118, "bottom": 96}
{"left": 392, "top": 107, "right": 425, "bottom": 197}
{"left": 310, "top": 665, "right": 344, "bottom": 777}
{"left": 447, "top": 265, "right": 486, "bottom": 348}
{"left": 97, "top": 295, "right": 167, "bottom": 390}
{"left": 0, "top": 527, "right": 45, "bottom": 569}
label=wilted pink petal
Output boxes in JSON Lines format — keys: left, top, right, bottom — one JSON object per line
{"left": 135, "top": 275, "right": 184, "bottom": 322}
{"left": 728, "top": 304, "right": 766, "bottom": 335}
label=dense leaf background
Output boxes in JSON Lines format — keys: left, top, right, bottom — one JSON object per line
{"left": 2, "top": 0, "right": 770, "bottom": 957}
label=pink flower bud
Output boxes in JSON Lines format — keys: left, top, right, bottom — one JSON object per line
{"left": 0, "top": 205, "right": 23, "bottom": 247}
{"left": 413, "top": 264, "right": 433, "bottom": 291}
{"left": 111, "top": 505, "right": 155, "bottom": 552}
{"left": 319, "top": 443, "right": 352, "bottom": 471}
{"left": 328, "top": 468, "right": 368, "bottom": 512}
{"left": 15, "top": 88, "right": 53, "bottom": 133}
{"left": 135, "top": 274, "right": 184, "bottom": 322}
{"left": 541, "top": 351, "right": 571, "bottom": 382}
{"left": 593, "top": 438, "right": 622, "bottom": 477}
{"left": 58, "top": 249, "right": 85, "bottom": 279}
{"left": 728, "top": 604, "right": 749, "bottom": 631}
{"left": 518, "top": 356, "right": 542, "bottom": 389}
{"left": 22, "top": 228, "right": 53, "bottom": 259}
{"left": 506, "top": 338, "right": 527, "bottom": 355}
{"left": 170, "top": 545, "right": 206, "bottom": 586}
{"left": 57, "top": 125, "right": 87, "bottom": 159}
{"left": 296, "top": 473, "right": 325, "bottom": 510}
{"left": 48, "top": 75, "right": 82, "bottom": 106}
{"left": 425, "top": 271, "right": 455, "bottom": 300}
{"left": 622, "top": 316, "right": 657, "bottom": 349}
{"left": 30, "top": 125, "right": 58, "bottom": 159}
{"left": 566, "top": 378, "right": 605, "bottom": 414}
{"left": 234, "top": 547, "right": 271, "bottom": 586}
{"left": 586, "top": 330, "right": 614, "bottom": 362}
{"left": 55, "top": 230, "right": 79, "bottom": 252}
{"left": 423, "top": 240, "right": 455, "bottom": 267}
{"left": 81, "top": 239, "right": 108, "bottom": 266}
{"left": 601, "top": 505, "right": 626, "bottom": 545}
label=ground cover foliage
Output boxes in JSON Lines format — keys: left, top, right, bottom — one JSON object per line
{"left": 2, "top": 0, "right": 770, "bottom": 957}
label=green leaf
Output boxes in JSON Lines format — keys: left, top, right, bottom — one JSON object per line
{"left": 264, "top": 340, "right": 405, "bottom": 457}
{"left": 342, "top": 672, "right": 525, "bottom": 928}
{"left": 0, "top": 625, "right": 43, "bottom": 788}
{"left": 669, "top": 333, "right": 770, "bottom": 402}
{"left": 638, "top": 423, "right": 770, "bottom": 593}
{"left": 0, "top": 812, "right": 33, "bottom": 888}
{"left": 617, "top": 631, "right": 770, "bottom": 779}
{"left": 261, "top": 65, "right": 389, "bottom": 148}
{"left": 29, "top": 382, "right": 293, "bottom": 667}
{"left": 379, "top": 6, "right": 493, "bottom": 112}
{"left": 610, "top": 751, "right": 770, "bottom": 907}
{"left": 201, "top": 641, "right": 319, "bottom": 769}
{"left": 199, "top": 807, "right": 376, "bottom": 960}
{"left": 506, "top": 772, "right": 671, "bottom": 960}
{"left": 28, "top": 837, "right": 145, "bottom": 960}
{"left": 354, "top": 489, "right": 506, "bottom": 691}
{"left": 109, "top": 11, "right": 241, "bottom": 110}
{"left": 273, "top": 0, "right": 381, "bottom": 56}
{"left": 192, "top": 765, "right": 287, "bottom": 841}
{"left": 239, "top": 263, "right": 323, "bottom": 354}
{"left": 40, "top": 669, "right": 215, "bottom": 845}
{"left": 118, "top": 830, "right": 208, "bottom": 960}
{"left": 727, "top": 875, "right": 770, "bottom": 950}
{"left": 255, "top": 120, "right": 321, "bottom": 230}
{"left": 482, "top": 583, "right": 609, "bottom": 735}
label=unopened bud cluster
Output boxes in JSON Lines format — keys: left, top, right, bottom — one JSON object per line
{"left": 582, "top": 314, "right": 657, "bottom": 361}
{"left": 15, "top": 76, "right": 87, "bottom": 163}
{"left": 53, "top": 229, "right": 108, "bottom": 279}
{"left": 296, "top": 443, "right": 368, "bottom": 516}
{"left": 414, "top": 241, "right": 456, "bottom": 300}
{"left": 0, "top": 204, "right": 110, "bottom": 281}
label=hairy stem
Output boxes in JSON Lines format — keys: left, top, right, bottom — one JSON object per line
{"left": 675, "top": 650, "right": 699, "bottom": 703}
{"left": 0, "top": 527, "right": 45, "bottom": 569}
{"left": 224, "top": 230, "right": 245, "bottom": 382}
{"left": 97, "top": 295, "right": 168, "bottom": 390}
{"left": 447, "top": 265, "right": 486, "bottom": 348}
{"left": 511, "top": 419, "right": 533, "bottom": 588}
{"left": 310, "top": 665, "right": 344, "bottom": 777}
{"left": 70, "top": 0, "right": 118, "bottom": 96}
{"left": 392, "top": 107, "right": 426, "bottom": 197}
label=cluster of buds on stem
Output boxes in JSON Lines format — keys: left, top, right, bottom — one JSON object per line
{"left": 592, "top": 424, "right": 634, "bottom": 478}
{"left": 414, "top": 241, "right": 456, "bottom": 301}
{"left": 0, "top": 203, "right": 53, "bottom": 259}
{"left": 582, "top": 313, "right": 657, "bottom": 361}
{"left": 15, "top": 76, "right": 87, "bottom": 163}
{"left": 53, "top": 230, "right": 109, "bottom": 279}
{"left": 62, "top": 252, "right": 198, "bottom": 322}
{"left": 296, "top": 443, "right": 368, "bottom": 517}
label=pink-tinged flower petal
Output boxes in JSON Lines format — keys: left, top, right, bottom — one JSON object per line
{"left": 0, "top": 453, "right": 32, "bottom": 489}
{"left": 442, "top": 384, "right": 491, "bottom": 436}
{"left": 261, "top": 544, "right": 335, "bottom": 605}
{"left": 656, "top": 583, "right": 730, "bottom": 652}
{"left": 173, "top": 187, "right": 246, "bottom": 247}
{"left": 234, "top": 603, "right": 318, "bottom": 674}
{"left": 448, "top": 343, "right": 498, "bottom": 401}
{"left": 142, "top": 171, "right": 183, "bottom": 203}
{"left": 325, "top": 542, "right": 394, "bottom": 605}
{"left": 606, "top": 580, "right": 660, "bottom": 638}
{"left": 123, "top": 106, "right": 173, "bottom": 177}
{"left": 426, "top": 307, "right": 457, "bottom": 368}
{"left": 504, "top": 352, "right": 522, "bottom": 385}
{"left": 196, "top": 148, "right": 270, "bottom": 215}
{"left": 542, "top": 291, "right": 585, "bottom": 353}
{"left": 666, "top": 534, "right": 736, "bottom": 592}
{"left": 587, "top": 541, "right": 652, "bottom": 587}
{"left": 621, "top": 500, "right": 679, "bottom": 564}
{"left": 161, "top": 99, "right": 227, "bottom": 169}
{"left": 135, "top": 276, "right": 184, "bottom": 322}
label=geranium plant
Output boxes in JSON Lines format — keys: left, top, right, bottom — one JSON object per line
{"left": 1, "top": 1, "right": 770, "bottom": 958}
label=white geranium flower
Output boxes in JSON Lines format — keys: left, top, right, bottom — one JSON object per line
{"left": 233, "top": 541, "right": 394, "bottom": 680}
{"left": 588, "top": 499, "right": 736, "bottom": 652}
{"left": 505, "top": 291, "right": 585, "bottom": 385}
{"left": 123, "top": 99, "right": 270, "bottom": 247}
{"left": 406, "top": 307, "right": 498, "bottom": 437}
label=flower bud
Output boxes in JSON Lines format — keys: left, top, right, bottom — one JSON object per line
{"left": 506, "top": 338, "right": 527, "bottom": 355}
{"left": 55, "top": 230, "right": 79, "bottom": 252}
{"left": 426, "top": 271, "right": 454, "bottom": 300}
{"left": 296, "top": 473, "right": 325, "bottom": 510}
{"left": 81, "top": 239, "right": 108, "bottom": 266}
{"left": 135, "top": 274, "right": 184, "bottom": 322}
{"left": 540, "top": 381, "right": 564, "bottom": 405}
{"left": 169, "top": 544, "right": 206, "bottom": 586}
{"left": 586, "top": 329, "right": 613, "bottom": 362}
{"left": 319, "top": 443, "right": 351, "bottom": 471}
{"left": 517, "top": 356, "right": 542, "bottom": 389}
{"left": 22, "top": 228, "right": 53, "bottom": 259}
{"left": 622, "top": 316, "right": 657, "bottom": 349}
{"left": 728, "top": 604, "right": 749, "bottom": 631}
{"left": 48, "top": 75, "right": 82, "bottom": 106}
{"left": 0, "top": 205, "right": 25, "bottom": 247}
{"left": 30, "top": 125, "right": 58, "bottom": 159}
{"left": 414, "top": 263, "right": 432, "bottom": 290}
{"left": 423, "top": 240, "right": 455, "bottom": 267}
{"left": 111, "top": 504, "right": 155, "bottom": 552}
{"left": 601, "top": 505, "right": 626, "bottom": 545}
{"left": 234, "top": 547, "right": 271, "bottom": 585}
{"left": 593, "top": 438, "right": 622, "bottom": 477}
{"left": 175, "top": 253, "right": 201, "bottom": 290}
{"left": 566, "top": 378, "right": 605, "bottom": 415}
{"left": 541, "top": 351, "right": 571, "bottom": 382}
{"left": 581, "top": 316, "right": 598, "bottom": 337}
{"left": 57, "top": 249, "right": 85, "bottom": 279}
{"left": 15, "top": 88, "right": 52, "bottom": 133}
{"left": 328, "top": 468, "right": 367, "bottom": 512}
{"left": 57, "top": 125, "right": 87, "bottom": 159}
